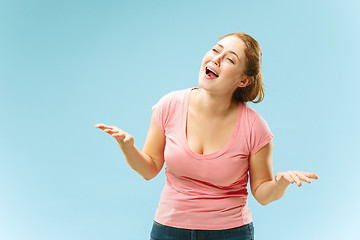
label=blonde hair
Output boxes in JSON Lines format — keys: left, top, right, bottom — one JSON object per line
{"left": 220, "top": 32, "right": 264, "bottom": 103}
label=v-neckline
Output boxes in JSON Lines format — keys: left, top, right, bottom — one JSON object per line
{"left": 183, "top": 88, "right": 242, "bottom": 160}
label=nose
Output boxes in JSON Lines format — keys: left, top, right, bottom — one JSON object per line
{"left": 211, "top": 54, "right": 221, "bottom": 66}
{"left": 212, "top": 59, "right": 220, "bottom": 66}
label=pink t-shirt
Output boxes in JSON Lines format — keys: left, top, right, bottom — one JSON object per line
{"left": 151, "top": 88, "right": 273, "bottom": 230}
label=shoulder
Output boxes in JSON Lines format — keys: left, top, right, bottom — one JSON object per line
{"left": 154, "top": 88, "right": 190, "bottom": 107}
{"left": 151, "top": 88, "right": 190, "bottom": 131}
{"left": 242, "top": 104, "right": 272, "bottom": 133}
{"left": 242, "top": 103, "right": 262, "bottom": 123}
{"left": 152, "top": 88, "right": 191, "bottom": 115}
{"left": 161, "top": 88, "right": 189, "bottom": 100}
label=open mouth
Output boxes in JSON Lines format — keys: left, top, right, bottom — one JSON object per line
{"left": 205, "top": 67, "right": 219, "bottom": 78}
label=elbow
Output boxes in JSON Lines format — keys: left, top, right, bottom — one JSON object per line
{"left": 134, "top": 164, "right": 159, "bottom": 181}
{"left": 142, "top": 173, "right": 155, "bottom": 181}
{"left": 257, "top": 196, "right": 281, "bottom": 206}
{"left": 252, "top": 191, "right": 269, "bottom": 206}
{"left": 253, "top": 192, "right": 272, "bottom": 206}
{"left": 259, "top": 200, "right": 269, "bottom": 206}
{"left": 142, "top": 171, "right": 158, "bottom": 181}
{"left": 143, "top": 175, "right": 155, "bottom": 181}
{"left": 143, "top": 176, "right": 152, "bottom": 181}
{"left": 255, "top": 197, "right": 269, "bottom": 206}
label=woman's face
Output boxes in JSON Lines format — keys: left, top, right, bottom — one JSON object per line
{"left": 198, "top": 36, "right": 249, "bottom": 96}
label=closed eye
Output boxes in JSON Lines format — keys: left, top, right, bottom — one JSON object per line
{"left": 227, "top": 58, "right": 234, "bottom": 64}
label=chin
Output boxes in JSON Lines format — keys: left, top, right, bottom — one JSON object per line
{"left": 198, "top": 80, "right": 213, "bottom": 93}
{"left": 198, "top": 75, "right": 207, "bottom": 89}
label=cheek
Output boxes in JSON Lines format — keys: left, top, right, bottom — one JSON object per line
{"left": 230, "top": 65, "right": 244, "bottom": 76}
{"left": 223, "top": 65, "right": 240, "bottom": 75}
{"left": 222, "top": 68, "right": 243, "bottom": 83}
{"left": 200, "top": 55, "right": 211, "bottom": 71}
{"left": 202, "top": 52, "right": 213, "bottom": 62}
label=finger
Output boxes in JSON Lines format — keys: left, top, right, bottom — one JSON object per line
{"left": 104, "top": 126, "right": 122, "bottom": 133}
{"left": 291, "top": 173, "right": 302, "bottom": 187}
{"left": 112, "top": 132, "right": 126, "bottom": 138}
{"left": 275, "top": 174, "right": 280, "bottom": 182}
{"left": 104, "top": 128, "right": 118, "bottom": 134}
{"left": 296, "top": 172, "right": 312, "bottom": 184}
{"left": 113, "top": 134, "right": 125, "bottom": 139}
{"left": 304, "top": 172, "right": 319, "bottom": 180}
{"left": 275, "top": 173, "right": 283, "bottom": 182}
{"left": 283, "top": 175, "right": 294, "bottom": 184}
{"left": 95, "top": 123, "right": 110, "bottom": 129}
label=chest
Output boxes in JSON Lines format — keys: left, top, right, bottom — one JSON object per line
{"left": 186, "top": 107, "right": 238, "bottom": 155}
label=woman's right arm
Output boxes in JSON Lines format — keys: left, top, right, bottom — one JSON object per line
{"left": 95, "top": 115, "right": 165, "bottom": 180}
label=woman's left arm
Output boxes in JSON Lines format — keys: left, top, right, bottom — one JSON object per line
{"left": 249, "top": 140, "right": 319, "bottom": 206}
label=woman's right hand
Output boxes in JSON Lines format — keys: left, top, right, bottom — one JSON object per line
{"left": 95, "top": 123, "right": 134, "bottom": 148}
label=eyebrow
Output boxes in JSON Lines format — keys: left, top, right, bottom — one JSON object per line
{"left": 216, "top": 44, "right": 240, "bottom": 61}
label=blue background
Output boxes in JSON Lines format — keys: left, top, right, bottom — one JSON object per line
{"left": 1, "top": 0, "right": 359, "bottom": 239}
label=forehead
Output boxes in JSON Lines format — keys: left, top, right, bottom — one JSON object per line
{"left": 216, "top": 36, "right": 246, "bottom": 58}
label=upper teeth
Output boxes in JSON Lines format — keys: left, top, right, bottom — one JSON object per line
{"left": 207, "top": 67, "right": 218, "bottom": 76}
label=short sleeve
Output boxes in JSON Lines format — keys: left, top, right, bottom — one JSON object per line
{"left": 249, "top": 114, "right": 274, "bottom": 155}
{"left": 151, "top": 92, "right": 174, "bottom": 134}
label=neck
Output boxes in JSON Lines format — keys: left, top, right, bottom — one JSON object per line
{"left": 195, "top": 88, "right": 238, "bottom": 116}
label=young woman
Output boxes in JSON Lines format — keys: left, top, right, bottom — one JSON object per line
{"left": 95, "top": 32, "right": 318, "bottom": 240}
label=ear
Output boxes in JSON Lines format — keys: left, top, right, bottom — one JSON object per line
{"left": 238, "top": 75, "right": 254, "bottom": 87}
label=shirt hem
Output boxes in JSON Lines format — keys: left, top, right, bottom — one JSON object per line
{"left": 153, "top": 218, "right": 253, "bottom": 230}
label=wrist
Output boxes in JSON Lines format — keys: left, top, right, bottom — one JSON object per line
{"left": 117, "top": 138, "right": 135, "bottom": 151}
{"left": 275, "top": 178, "right": 291, "bottom": 189}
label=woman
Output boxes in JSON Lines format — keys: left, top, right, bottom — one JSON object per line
{"left": 95, "top": 32, "right": 318, "bottom": 240}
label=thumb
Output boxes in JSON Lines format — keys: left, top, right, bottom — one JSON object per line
{"left": 123, "top": 134, "right": 133, "bottom": 143}
{"left": 275, "top": 173, "right": 281, "bottom": 182}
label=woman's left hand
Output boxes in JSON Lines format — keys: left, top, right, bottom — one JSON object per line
{"left": 275, "top": 171, "right": 319, "bottom": 187}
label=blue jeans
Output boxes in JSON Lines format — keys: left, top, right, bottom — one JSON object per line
{"left": 150, "top": 221, "right": 254, "bottom": 240}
